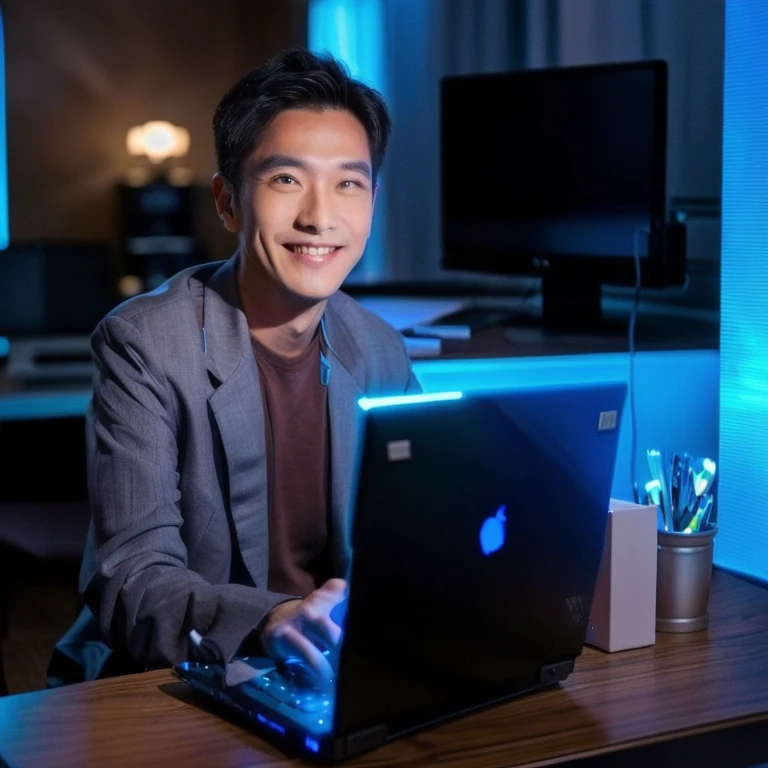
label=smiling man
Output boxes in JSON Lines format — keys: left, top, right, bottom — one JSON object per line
{"left": 48, "top": 49, "right": 420, "bottom": 688}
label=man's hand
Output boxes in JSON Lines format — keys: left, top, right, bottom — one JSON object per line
{"left": 260, "top": 578, "right": 347, "bottom": 689}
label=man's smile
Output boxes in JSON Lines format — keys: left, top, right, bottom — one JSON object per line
{"left": 284, "top": 244, "right": 342, "bottom": 256}
{"left": 283, "top": 243, "right": 343, "bottom": 264}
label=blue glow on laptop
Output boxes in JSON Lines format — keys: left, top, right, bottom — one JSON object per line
{"left": 358, "top": 391, "right": 463, "bottom": 411}
{"left": 256, "top": 712, "right": 286, "bottom": 734}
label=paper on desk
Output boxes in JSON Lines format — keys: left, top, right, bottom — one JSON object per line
{"left": 356, "top": 297, "right": 467, "bottom": 331}
{"left": 402, "top": 335, "right": 442, "bottom": 358}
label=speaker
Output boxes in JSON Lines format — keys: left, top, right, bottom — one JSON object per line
{"left": 118, "top": 179, "right": 207, "bottom": 289}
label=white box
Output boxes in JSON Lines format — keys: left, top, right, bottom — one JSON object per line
{"left": 586, "top": 498, "right": 658, "bottom": 652}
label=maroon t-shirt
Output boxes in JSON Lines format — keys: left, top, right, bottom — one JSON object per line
{"left": 251, "top": 332, "right": 331, "bottom": 597}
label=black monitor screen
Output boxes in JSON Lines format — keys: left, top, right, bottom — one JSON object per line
{"left": 0, "top": 242, "right": 115, "bottom": 337}
{"left": 441, "top": 60, "right": 668, "bottom": 286}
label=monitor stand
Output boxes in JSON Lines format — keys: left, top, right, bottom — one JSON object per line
{"left": 538, "top": 272, "right": 631, "bottom": 336}
{"left": 422, "top": 272, "right": 634, "bottom": 340}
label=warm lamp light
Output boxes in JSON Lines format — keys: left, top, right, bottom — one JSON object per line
{"left": 126, "top": 120, "right": 190, "bottom": 163}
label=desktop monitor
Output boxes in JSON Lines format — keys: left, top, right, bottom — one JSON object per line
{"left": 0, "top": 242, "right": 115, "bottom": 338}
{"left": 440, "top": 59, "right": 685, "bottom": 331}
{"left": 0, "top": 242, "right": 116, "bottom": 380}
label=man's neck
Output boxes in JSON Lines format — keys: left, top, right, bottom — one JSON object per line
{"left": 238, "top": 261, "right": 327, "bottom": 359}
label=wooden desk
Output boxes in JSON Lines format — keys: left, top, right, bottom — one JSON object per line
{"left": 1, "top": 570, "right": 767, "bottom": 768}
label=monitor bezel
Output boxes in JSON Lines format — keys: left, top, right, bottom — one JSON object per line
{"left": 440, "top": 59, "right": 672, "bottom": 290}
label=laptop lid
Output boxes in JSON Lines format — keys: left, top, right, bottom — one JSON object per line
{"left": 333, "top": 381, "right": 627, "bottom": 740}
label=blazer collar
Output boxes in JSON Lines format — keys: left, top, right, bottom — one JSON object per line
{"left": 319, "top": 294, "right": 367, "bottom": 389}
{"left": 201, "top": 255, "right": 250, "bottom": 385}
{"left": 320, "top": 304, "right": 367, "bottom": 578}
{"left": 201, "top": 253, "right": 366, "bottom": 390}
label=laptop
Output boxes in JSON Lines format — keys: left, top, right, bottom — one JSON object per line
{"left": 174, "top": 381, "right": 627, "bottom": 760}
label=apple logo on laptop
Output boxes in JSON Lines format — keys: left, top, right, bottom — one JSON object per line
{"left": 479, "top": 505, "right": 507, "bottom": 556}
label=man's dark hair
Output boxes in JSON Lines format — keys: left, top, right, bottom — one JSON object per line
{"left": 213, "top": 47, "right": 391, "bottom": 192}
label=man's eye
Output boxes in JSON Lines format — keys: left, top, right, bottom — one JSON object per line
{"left": 274, "top": 175, "right": 297, "bottom": 185}
{"left": 339, "top": 179, "right": 363, "bottom": 190}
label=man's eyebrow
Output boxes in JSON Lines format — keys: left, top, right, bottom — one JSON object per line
{"left": 339, "top": 160, "right": 372, "bottom": 180}
{"left": 251, "top": 154, "right": 308, "bottom": 176}
{"left": 250, "top": 154, "right": 372, "bottom": 181}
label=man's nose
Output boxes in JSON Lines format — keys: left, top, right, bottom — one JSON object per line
{"left": 295, "top": 186, "right": 336, "bottom": 234}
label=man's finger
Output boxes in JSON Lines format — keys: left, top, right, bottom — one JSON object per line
{"left": 301, "top": 614, "right": 342, "bottom": 651}
{"left": 321, "top": 578, "right": 348, "bottom": 596}
{"left": 275, "top": 624, "right": 335, "bottom": 691}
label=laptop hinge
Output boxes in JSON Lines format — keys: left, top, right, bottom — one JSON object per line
{"left": 342, "top": 725, "right": 389, "bottom": 758}
{"left": 539, "top": 659, "right": 575, "bottom": 685}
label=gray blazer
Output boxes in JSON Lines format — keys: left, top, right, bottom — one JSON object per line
{"left": 49, "top": 255, "right": 420, "bottom": 684}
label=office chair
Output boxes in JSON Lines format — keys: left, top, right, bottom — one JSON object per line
{"left": 0, "top": 499, "right": 91, "bottom": 695}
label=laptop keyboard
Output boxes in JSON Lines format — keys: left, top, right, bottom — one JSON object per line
{"left": 252, "top": 667, "right": 333, "bottom": 714}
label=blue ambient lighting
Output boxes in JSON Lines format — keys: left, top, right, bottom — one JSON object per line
{"left": 308, "top": 0, "right": 385, "bottom": 89}
{"left": 0, "top": 336, "right": 8, "bottom": 358}
{"left": 0, "top": 8, "right": 8, "bottom": 249}
{"left": 717, "top": 0, "right": 768, "bottom": 584}
{"left": 358, "top": 391, "right": 463, "bottom": 411}
{"left": 256, "top": 713, "right": 286, "bottom": 735}
{"left": 308, "top": 0, "right": 386, "bottom": 281}
{"left": 305, "top": 736, "right": 321, "bottom": 753}
{"left": 411, "top": 350, "right": 719, "bottom": 502}
{"left": 0, "top": 391, "right": 92, "bottom": 421}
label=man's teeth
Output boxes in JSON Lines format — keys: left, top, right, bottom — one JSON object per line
{"left": 291, "top": 245, "right": 336, "bottom": 256}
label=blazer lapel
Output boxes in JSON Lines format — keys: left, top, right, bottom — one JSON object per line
{"left": 321, "top": 312, "right": 366, "bottom": 579}
{"left": 202, "top": 257, "right": 269, "bottom": 588}
{"left": 199, "top": 264, "right": 371, "bottom": 588}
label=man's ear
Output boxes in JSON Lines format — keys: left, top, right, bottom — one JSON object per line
{"left": 212, "top": 173, "right": 241, "bottom": 233}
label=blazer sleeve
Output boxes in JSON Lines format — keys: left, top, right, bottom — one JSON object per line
{"left": 81, "top": 314, "right": 290, "bottom": 668}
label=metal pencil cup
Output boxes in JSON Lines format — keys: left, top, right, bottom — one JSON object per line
{"left": 656, "top": 526, "right": 717, "bottom": 633}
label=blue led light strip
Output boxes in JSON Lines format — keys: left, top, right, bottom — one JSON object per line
{"left": 358, "top": 391, "right": 463, "bottom": 411}
{"left": 718, "top": 0, "right": 768, "bottom": 584}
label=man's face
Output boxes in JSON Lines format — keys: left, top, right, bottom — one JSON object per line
{"left": 216, "top": 108, "right": 376, "bottom": 306}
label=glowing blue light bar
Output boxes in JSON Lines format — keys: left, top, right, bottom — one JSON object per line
{"left": 408, "top": 350, "right": 718, "bottom": 503}
{"left": 718, "top": 0, "right": 768, "bottom": 584}
{"left": 305, "top": 736, "right": 321, "bottom": 753}
{"left": 0, "top": 9, "right": 9, "bottom": 249}
{"left": 358, "top": 391, "right": 463, "bottom": 411}
{"left": 256, "top": 712, "right": 286, "bottom": 734}
{"left": 308, "top": 0, "right": 386, "bottom": 282}
{"left": 308, "top": 0, "right": 385, "bottom": 92}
